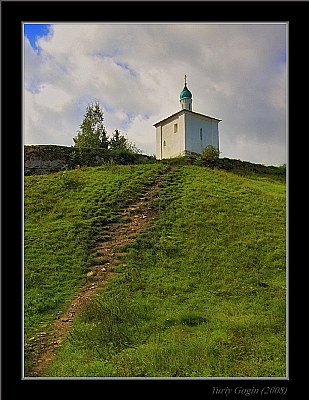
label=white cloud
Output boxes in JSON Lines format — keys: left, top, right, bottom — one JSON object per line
{"left": 268, "top": 63, "right": 286, "bottom": 112}
{"left": 34, "top": 84, "right": 72, "bottom": 112}
{"left": 24, "top": 23, "right": 287, "bottom": 165}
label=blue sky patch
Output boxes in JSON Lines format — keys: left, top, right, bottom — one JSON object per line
{"left": 115, "top": 62, "right": 138, "bottom": 77}
{"left": 24, "top": 24, "right": 51, "bottom": 52}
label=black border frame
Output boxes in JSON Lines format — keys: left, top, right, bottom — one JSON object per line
{"left": 1, "top": 1, "right": 302, "bottom": 398}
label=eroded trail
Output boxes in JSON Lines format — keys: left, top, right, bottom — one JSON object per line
{"left": 29, "top": 177, "right": 164, "bottom": 377}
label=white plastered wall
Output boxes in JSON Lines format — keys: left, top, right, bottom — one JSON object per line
{"left": 156, "top": 113, "right": 185, "bottom": 159}
{"left": 184, "top": 112, "right": 219, "bottom": 155}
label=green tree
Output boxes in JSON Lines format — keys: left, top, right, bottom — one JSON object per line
{"left": 109, "top": 129, "right": 140, "bottom": 154}
{"left": 73, "top": 101, "right": 109, "bottom": 148}
{"left": 109, "top": 129, "right": 128, "bottom": 151}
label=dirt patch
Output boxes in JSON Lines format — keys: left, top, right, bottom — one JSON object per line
{"left": 27, "top": 177, "right": 163, "bottom": 377}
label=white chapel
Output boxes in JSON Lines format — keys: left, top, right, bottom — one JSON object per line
{"left": 154, "top": 76, "right": 221, "bottom": 159}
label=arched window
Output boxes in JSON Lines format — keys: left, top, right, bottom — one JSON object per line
{"left": 163, "top": 140, "right": 166, "bottom": 147}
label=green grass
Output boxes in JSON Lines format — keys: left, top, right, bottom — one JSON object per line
{"left": 44, "top": 166, "right": 286, "bottom": 377}
{"left": 24, "top": 164, "right": 169, "bottom": 373}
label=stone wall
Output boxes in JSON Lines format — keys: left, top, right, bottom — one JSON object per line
{"left": 24, "top": 145, "right": 72, "bottom": 175}
{"left": 24, "top": 145, "right": 154, "bottom": 175}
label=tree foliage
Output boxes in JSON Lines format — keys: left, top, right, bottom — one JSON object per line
{"left": 109, "top": 129, "right": 129, "bottom": 151}
{"left": 109, "top": 129, "right": 140, "bottom": 154}
{"left": 73, "top": 102, "right": 141, "bottom": 156}
{"left": 73, "top": 101, "right": 109, "bottom": 149}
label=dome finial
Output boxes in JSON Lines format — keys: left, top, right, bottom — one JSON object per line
{"left": 180, "top": 75, "right": 192, "bottom": 110}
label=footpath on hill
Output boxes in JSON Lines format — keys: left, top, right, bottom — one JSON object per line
{"left": 26, "top": 163, "right": 286, "bottom": 377}
{"left": 29, "top": 169, "right": 172, "bottom": 377}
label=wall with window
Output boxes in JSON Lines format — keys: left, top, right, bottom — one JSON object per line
{"left": 184, "top": 113, "right": 219, "bottom": 155}
{"left": 155, "top": 113, "right": 185, "bottom": 159}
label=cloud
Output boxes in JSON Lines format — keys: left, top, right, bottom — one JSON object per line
{"left": 24, "top": 23, "right": 286, "bottom": 165}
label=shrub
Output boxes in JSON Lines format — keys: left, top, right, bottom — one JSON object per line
{"left": 201, "top": 144, "right": 220, "bottom": 168}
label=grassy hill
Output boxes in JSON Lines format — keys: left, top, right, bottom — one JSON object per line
{"left": 24, "top": 162, "right": 286, "bottom": 377}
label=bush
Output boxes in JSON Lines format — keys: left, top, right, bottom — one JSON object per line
{"left": 200, "top": 145, "right": 220, "bottom": 169}
{"left": 201, "top": 145, "right": 220, "bottom": 162}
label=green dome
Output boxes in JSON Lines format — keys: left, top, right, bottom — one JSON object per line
{"left": 180, "top": 85, "right": 192, "bottom": 100}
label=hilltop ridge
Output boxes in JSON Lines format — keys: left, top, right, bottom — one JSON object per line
{"left": 24, "top": 144, "right": 286, "bottom": 179}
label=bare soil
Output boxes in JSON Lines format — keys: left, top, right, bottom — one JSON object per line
{"left": 27, "top": 178, "right": 162, "bottom": 377}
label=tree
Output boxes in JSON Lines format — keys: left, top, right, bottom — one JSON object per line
{"left": 109, "top": 129, "right": 141, "bottom": 154}
{"left": 73, "top": 101, "right": 109, "bottom": 148}
{"left": 109, "top": 129, "right": 128, "bottom": 151}
{"left": 201, "top": 145, "right": 220, "bottom": 168}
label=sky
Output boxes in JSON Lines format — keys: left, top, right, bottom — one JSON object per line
{"left": 24, "top": 23, "right": 287, "bottom": 166}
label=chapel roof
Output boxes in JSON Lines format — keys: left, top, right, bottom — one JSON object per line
{"left": 153, "top": 109, "right": 221, "bottom": 127}
{"left": 180, "top": 85, "right": 192, "bottom": 100}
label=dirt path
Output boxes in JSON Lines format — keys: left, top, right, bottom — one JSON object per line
{"left": 28, "top": 176, "right": 164, "bottom": 377}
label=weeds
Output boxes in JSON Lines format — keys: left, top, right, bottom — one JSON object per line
{"left": 57, "top": 170, "right": 80, "bottom": 189}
